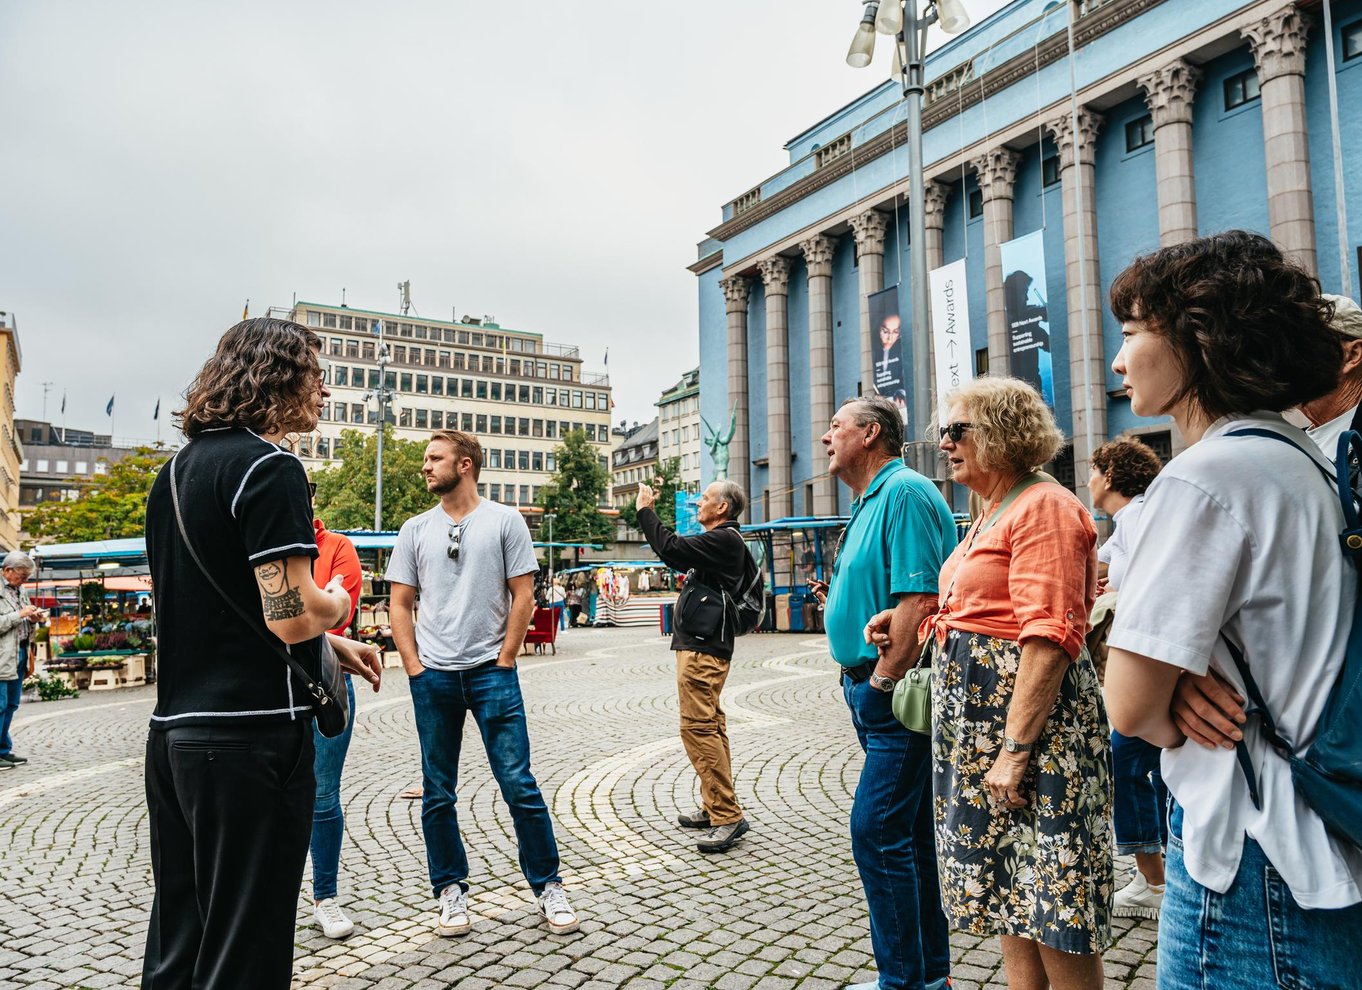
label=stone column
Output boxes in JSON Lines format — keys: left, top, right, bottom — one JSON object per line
{"left": 1138, "top": 58, "right": 1202, "bottom": 246}
{"left": 851, "top": 210, "right": 889, "bottom": 395}
{"left": 801, "top": 234, "right": 837, "bottom": 516}
{"left": 759, "top": 256, "right": 793, "bottom": 521}
{"left": 1244, "top": 6, "right": 1316, "bottom": 275}
{"left": 971, "top": 148, "right": 1022, "bottom": 375}
{"left": 1046, "top": 109, "right": 1107, "bottom": 502}
{"left": 720, "top": 275, "right": 751, "bottom": 496}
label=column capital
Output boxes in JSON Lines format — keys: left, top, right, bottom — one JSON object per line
{"left": 757, "top": 255, "right": 791, "bottom": 295}
{"left": 719, "top": 275, "right": 750, "bottom": 312}
{"left": 1045, "top": 109, "right": 1104, "bottom": 169}
{"left": 971, "top": 147, "right": 1023, "bottom": 202}
{"left": 800, "top": 234, "right": 835, "bottom": 278}
{"left": 1244, "top": 5, "right": 1310, "bottom": 83}
{"left": 1138, "top": 58, "right": 1202, "bottom": 128}
{"left": 923, "top": 181, "right": 951, "bottom": 231}
{"left": 849, "top": 211, "right": 889, "bottom": 256}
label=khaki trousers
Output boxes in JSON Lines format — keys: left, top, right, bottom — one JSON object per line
{"left": 675, "top": 649, "right": 742, "bottom": 825}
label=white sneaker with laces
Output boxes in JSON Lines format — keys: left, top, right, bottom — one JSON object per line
{"left": 536, "top": 882, "right": 580, "bottom": 934}
{"left": 312, "top": 898, "right": 355, "bottom": 939}
{"left": 437, "top": 885, "right": 472, "bottom": 936}
{"left": 1113, "top": 871, "right": 1165, "bottom": 920}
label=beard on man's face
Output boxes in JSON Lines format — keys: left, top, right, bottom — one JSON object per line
{"left": 426, "top": 471, "right": 459, "bottom": 495}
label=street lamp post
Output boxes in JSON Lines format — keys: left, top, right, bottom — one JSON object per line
{"left": 372, "top": 325, "right": 395, "bottom": 532}
{"left": 543, "top": 512, "right": 557, "bottom": 597}
{"left": 848, "top": 0, "right": 971, "bottom": 477}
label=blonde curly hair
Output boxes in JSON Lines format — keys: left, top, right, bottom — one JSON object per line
{"left": 944, "top": 376, "right": 1065, "bottom": 473}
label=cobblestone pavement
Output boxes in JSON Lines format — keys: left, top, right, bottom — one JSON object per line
{"left": 2, "top": 627, "right": 1158, "bottom": 989}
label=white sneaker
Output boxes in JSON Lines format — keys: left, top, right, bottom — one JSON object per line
{"left": 312, "top": 898, "right": 355, "bottom": 939}
{"left": 536, "top": 882, "right": 580, "bottom": 934}
{"left": 437, "top": 885, "right": 471, "bottom": 936}
{"left": 1113, "top": 872, "right": 1165, "bottom": 920}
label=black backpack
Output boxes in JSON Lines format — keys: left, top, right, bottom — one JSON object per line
{"left": 723, "top": 534, "right": 766, "bottom": 637}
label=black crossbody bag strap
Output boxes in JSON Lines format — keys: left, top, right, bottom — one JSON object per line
{"left": 167, "top": 454, "right": 335, "bottom": 712}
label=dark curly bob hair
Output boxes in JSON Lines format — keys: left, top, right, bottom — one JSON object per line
{"left": 1091, "top": 437, "right": 1163, "bottom": 498}
{"left": 1109, "top": 230, "right": 1341, "bottom": 420}
{"left": 178, "top": 318, "right": 323, "bottom": 438}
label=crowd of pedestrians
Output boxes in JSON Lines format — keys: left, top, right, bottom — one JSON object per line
{"left": 134, "top": 228, "right": 1362, "bottom": 990}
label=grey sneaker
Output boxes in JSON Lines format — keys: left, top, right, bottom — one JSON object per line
{"left": 696, "top": 818, "right": 750, "bottom": 853}
{"left": 437, "top": 885, "right": 471, "bottom": 936}
{"left": 536, "top": 882, "right": 579, "bottom": 934}
{"left": 676, "top": 807, "right": 711, "bottom": 829}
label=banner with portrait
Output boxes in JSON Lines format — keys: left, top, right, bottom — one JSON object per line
{"left": 928, "top": 259, "right": 974, "bottom": 424}
{"left": 998, "top": 230, "right": 1055, "bottom": 405}
{"left": 868, "top": 284, "right": 906, "bottom": 422}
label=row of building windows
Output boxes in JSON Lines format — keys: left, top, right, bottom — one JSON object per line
{"left": 20, "top": 458, "right": 108, "bottom": 476}
{"left": 328, "top": 366, "right": 608, "bottom": 410}
{"left": 323, "top": 337, "right": 581, "bottom": 381}
{"left": 322, "top": 403, "right": 608, "bottom": 443}
{"left": 307, "top": 312, "right": 543, "bottom": 355}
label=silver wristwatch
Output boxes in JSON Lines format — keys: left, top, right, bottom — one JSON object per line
{"left": 1003, "top": 736, "right": 1035, "bottom": 753}
{"left": 869, "top": 672, "right": 898, "bottom": 693}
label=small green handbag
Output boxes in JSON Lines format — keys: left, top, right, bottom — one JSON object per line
{"left": 891, "top": 642, "right": 933, "bottom": 735}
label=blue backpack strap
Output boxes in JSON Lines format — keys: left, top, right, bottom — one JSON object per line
{"left": 1337, "top": 429, "right": 1362, "bottom": 562}
{"left": 1218, "top": 633, "right": 1297, "bottom": 812}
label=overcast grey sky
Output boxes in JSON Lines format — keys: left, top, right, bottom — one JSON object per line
{"left": 1, "top": 0, "right": 1007, "bottom": 440}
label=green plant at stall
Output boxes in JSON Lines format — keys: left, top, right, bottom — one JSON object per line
{"left": 23, "top": 674, "right": 79, "bottom": 702}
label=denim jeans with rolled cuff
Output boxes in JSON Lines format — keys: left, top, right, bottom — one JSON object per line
{"left": 1111, "top": 728, "right": 1168, "bottom": 856}
{"left": 409, "top": 663, "right": 561, "bottom": 898}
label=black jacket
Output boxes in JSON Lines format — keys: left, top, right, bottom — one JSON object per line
{"left": 638, "top": 507, "right": 747, "bottom": 660}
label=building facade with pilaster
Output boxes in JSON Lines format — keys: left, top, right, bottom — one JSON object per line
{"left": 692, "top": 0, "right": 1362, "bottom": 520}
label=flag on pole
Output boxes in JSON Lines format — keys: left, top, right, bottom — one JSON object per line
{"left": 604, "top": 347, "right": 609, "bottom": 366}
{"left": 106, "top": 395, "right": 115, "bottom": 417}
{"left": 61, "top": 392, "right": 66, "bottom": 414}
{"left": 153, "top": 398, "right": 160, "bottom": 421}
{"left": 242, "top": 299, "right": 250, "bottom": 320}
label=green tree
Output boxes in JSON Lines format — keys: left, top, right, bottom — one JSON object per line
{"left": 617, "top": 456, "right": 683, "bottom": 529}
{"left": 539, "top": 429, "right": 613, "bottom": 565}
{"left": 313, "top": 427, "right": 434, "bottom": 531}
{"left": 24, "top": 447, "right": 171, "bottom": 543}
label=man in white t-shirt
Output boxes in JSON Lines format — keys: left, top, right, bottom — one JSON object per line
{"left": 386, "top": 430, "right": 579, "bottom": 939}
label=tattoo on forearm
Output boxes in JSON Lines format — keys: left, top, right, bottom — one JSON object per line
{"left": 256, "top": 561, "right": 305, "bottom": 621}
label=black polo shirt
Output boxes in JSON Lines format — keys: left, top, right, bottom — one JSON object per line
{"left": 145, "top": 428, "right": 320, "bottom": 729}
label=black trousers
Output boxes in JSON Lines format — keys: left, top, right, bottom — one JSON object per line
{"left": 142, "top": 720, "right": 315, "bottom": 990}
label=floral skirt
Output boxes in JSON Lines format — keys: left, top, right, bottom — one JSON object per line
{"left": 931, "top": 629, "right": 1113, "bottom": 954}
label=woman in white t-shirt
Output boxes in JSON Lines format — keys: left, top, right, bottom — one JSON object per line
{"left": 1104, "top": 230, "right": 1362, "bottom": 990}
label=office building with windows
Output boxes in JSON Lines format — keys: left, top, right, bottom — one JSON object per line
{"left": 0, "top": 316, "right": 21, "bottom": 551}
{"left": 285, "top": 301, "right": 613, "bottom": 513}
{"left": 656, "top": 367, "right": 702, "bottom": 494}
{"left": 692, "top": 0, "right": 1362, "bottom": 521}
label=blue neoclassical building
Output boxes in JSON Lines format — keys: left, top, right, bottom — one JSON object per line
{"left": 691, "top": 0, "right": 1362, "bottom": 520}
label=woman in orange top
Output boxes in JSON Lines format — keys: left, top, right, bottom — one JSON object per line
{"left": 926, "top": 377, "right": 1110, "bottom": 988}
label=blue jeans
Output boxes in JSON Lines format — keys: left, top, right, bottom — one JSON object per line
{"left": 409, "top": 663, "right": 561, "bottom": 898}
{"left": 1111, "top": 729, "right": 1167, "bottom": 855}
{"left": 0, "top": 676, "right": 21, "bottom": 755}
{"left": 843, "top": 673, "right": 951, "bottom": 990}
{"left": 310, "top": 675, "right": 355, "bottom": 901}
{"left": 1159, "top": 801, "right": 1362, "bottom": 990}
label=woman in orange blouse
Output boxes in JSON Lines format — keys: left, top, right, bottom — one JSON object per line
{"left": 876, "top": 377, "right": 1112, "bottom": 989}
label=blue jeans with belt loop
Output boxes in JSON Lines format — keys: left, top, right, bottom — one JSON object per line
{"left": 309, "top": 675, "right": 356, "bottom": 901}
{"left": 408, "top": 662, "right": 561, "bottom": 898}
{"left": 842, "top": 665, "right": 951, "bottom": 990}
{"left": 1158, "top": 800, "right": 1362, "bottom": 990}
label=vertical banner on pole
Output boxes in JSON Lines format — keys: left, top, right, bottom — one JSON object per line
{"left": 928, "top": 259, "right": 974, "bottom": 423}
{"left": 998, "top": 230, "right": 1055, "bottom": 405}
{"left": 868, "top": 284, "right": 906, "bottom": 421}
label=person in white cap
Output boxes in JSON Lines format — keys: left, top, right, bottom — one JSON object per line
{"left": 1299, "top": 293, "right": 1362, "bottom": 460}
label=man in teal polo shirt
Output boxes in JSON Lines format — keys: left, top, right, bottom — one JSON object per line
{"left": 819, "top": 395, "right": 955, "bottom": 990}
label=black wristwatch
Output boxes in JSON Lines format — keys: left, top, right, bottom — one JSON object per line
{"left": 1003, "top": 736, "right": 1035, "bottom": 753}
{"left": 869, "top": 672, "right": 898, "bottom": 693}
